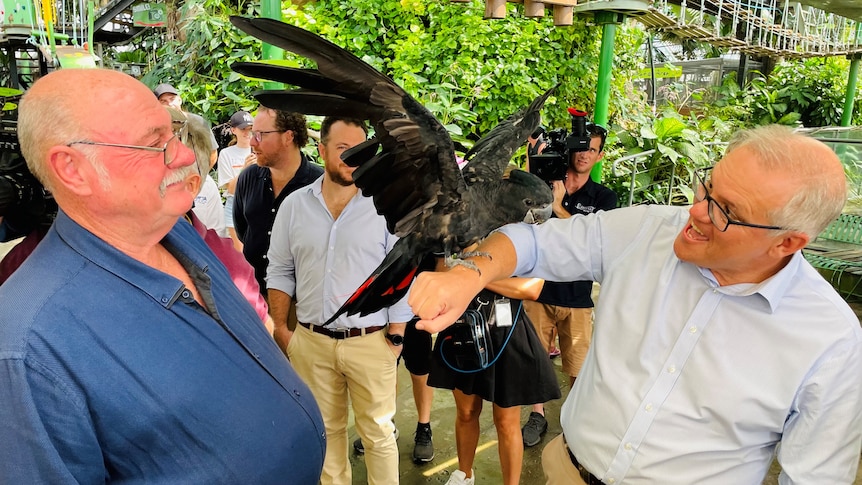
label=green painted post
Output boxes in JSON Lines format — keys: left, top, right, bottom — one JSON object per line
{"left": 260, "top": 0, "right": 283, "bottom": 90}
{"left": 88, "top": 1, "right": 95, "bottom": 55}
{"left": 590, "top": 11, "right": 623, "bottom": 182}
{"left": 841, "top": 56, "right": 859, "bottom": 127}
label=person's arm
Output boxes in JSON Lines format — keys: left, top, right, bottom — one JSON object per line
{"left": 409, "top": 231, "right": 518, "bottom": 333}
{"left": 0, "top": 360, "right": 104, "bottom": 483}
{"left": 233, "top": 178, "right": 247, "bottom": 243}
{"left": 551, "top": 180, "right": 572, "bottom": 219}
{"left": 485, "top": 277, "right": 544, "bottom": 301}
{"left": 775, "top": 340, "right": 862, "bottom": 483}
{"left": 268, "top": 288, "right": 293, "bottom": 354}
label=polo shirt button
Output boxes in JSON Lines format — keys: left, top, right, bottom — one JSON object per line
{"left": 608, "top": 479, "right": 615, "bottom": 484}
{"left": 161, "top": 297, "right": 168, "bottom": 303}
{"left": 181, "top": 290, "right": 191, "bottom": 299}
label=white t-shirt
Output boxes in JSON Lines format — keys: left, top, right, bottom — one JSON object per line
{"left": 217, "top": 145, "right": 252, "bottom": 190}
{"left": 192, "top": 174, "right": 227, "bottom": 237}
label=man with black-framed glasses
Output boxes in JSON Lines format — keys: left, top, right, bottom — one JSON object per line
{"left": 408, "top": 125, "right": 861, "bottom": 484}
{"left": 0, "top": 69, "right": 325, "bottom": 483}
{"left": 233, "top": 106, "right": 322, "bottom": 293}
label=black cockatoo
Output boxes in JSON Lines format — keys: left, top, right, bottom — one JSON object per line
{"left": 229, "top": 17, "right": 553, "bottom": 324}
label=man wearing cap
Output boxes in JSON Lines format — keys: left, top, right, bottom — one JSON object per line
{"left": 233, "top": 105, "right": 322, "bottom": 294}
{"left": 0, "top": 68, "right": 325, "bottom": 483}
{"left": 153, "top": 83, "right": 219, "bottom": 167}
{"left": 218, "top": 110, "right": 255, "bottom": 250}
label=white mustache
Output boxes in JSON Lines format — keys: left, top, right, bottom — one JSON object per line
{"left": 159, "top": 164, "right": 198, "bottom": 197}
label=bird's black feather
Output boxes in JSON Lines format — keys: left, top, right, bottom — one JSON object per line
{"left": 229, "top": 17, "right": 553, "bottom": 325}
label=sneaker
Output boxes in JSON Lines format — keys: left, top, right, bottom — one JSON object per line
{"left": 353, "top": 421, "right": 399, "bottom": 455}
{"left": 412, "top": 423, "right": 434, "bottom": 463}
{"left": 353, "top": 437, "right": 364, "bottom": 455}
{"left": 522, "top": 411, "right": 548, "bottom": 447}
{"left": 445, "top": 469, "right": 475, "bottom": 485}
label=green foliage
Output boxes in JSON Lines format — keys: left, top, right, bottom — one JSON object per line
{"left": 706, "top": 57, "right": 857, "bottom": 128}
{"left": 281, "top": 0, "right": 646, "bottom": 147}
{"left": 606, "top": 107, "right": 733, "bottom": 206}
{"left": 134, "top": 0, "right": 266, "bottom": 125}
{"left": 124, "top": 0, "right": 647, "bottom": 150}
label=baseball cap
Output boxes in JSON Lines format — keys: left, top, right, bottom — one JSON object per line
{"left": 153, "top": 83, "right": 178, "bottom": 99}
{"left": 229, "top": 110, "right": 254, "bottom": 129}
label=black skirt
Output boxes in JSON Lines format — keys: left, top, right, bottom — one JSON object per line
{"left": 428, "top": 290, "right": 562, "bottom": 408}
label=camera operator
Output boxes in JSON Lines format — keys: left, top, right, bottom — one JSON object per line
{"left": 520, "top": 120, "right": 618, "bottom": 448}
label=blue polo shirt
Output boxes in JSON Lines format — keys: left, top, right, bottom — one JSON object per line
{"left": 0, "top": 211, "right": 325, "bottom": 484}
{"left": 234, "top": 153, "right": 323, "bottom": 292}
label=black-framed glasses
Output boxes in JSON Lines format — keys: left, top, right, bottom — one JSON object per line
{"left": 251, "top": 130, "right": 284, "bottom": 143}
{"left": 67, "top": 133, "right": 182, "bottom": 166}
{"left": 692, "top": 167, "right": 790, "bottom": 232}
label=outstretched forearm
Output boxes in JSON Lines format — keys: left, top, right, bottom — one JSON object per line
{"left": 409, "top": 232, "right": 518, "bottom": 333}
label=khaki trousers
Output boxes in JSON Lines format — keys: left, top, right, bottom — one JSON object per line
{"left": 288, "top": 324, "right": 399, "bottom": 485}
{"left": 542, "top": 434, "right": 588, "bottom": 485}
{"left": 523, "top": 301, "right": 593, "bottom": 377}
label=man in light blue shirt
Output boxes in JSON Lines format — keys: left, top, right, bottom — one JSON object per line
{"left": 267, "top": 116, "right": 413, "bottom": 485}
{"left": 408, "top": 125, "right": 862, "bottom": 484}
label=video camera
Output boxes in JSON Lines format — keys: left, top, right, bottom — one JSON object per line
{"left": 0, "top": 108, "right": 57, "bottom": 241}
{"left": 529, "top": 108, "right": 592, "bottom": 183}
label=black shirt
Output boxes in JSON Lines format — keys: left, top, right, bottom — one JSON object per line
{"left": 233, "top": 153, "right": 323, "bottom": 292}
{"left": 537, "top": 178, "right": 617, "bottom": 308}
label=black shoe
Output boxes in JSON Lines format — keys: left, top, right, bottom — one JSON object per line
{"left": 522, "top": 412, "right": 547, "bottom": 447}
{"left": 412, "top": 423, "right": 434, "bottom": 463}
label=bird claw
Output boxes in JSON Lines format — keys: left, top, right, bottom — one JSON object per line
{"left": 445, "top": 251, "right": 492, "bottom": 276}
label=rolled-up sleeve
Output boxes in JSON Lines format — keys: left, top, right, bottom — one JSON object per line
{"left": 266, "top": 203, "right": 296, "bottom": 297}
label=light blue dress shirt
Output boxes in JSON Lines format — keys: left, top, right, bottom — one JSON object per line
{"left": 267, "top": 177, "right": 414, "bottom": 328}
{"left": 500, "top": 204, "right": 862, "bottom": 484}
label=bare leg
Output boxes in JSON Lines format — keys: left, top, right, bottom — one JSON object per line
{"left": 452, "top": 389, "right": 483, "bottom": 478}
{"left": 410, "top": 372, "right": 434, "bottom": 424}
{"left": 493, "top": 403, "right": 524, "bottom": 485}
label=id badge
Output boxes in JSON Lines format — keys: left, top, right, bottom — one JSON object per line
{"left": 494, "top": 298, "right": 513, "bottom": 327}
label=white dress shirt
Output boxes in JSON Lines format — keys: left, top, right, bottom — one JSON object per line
{"left": 500, "top": 204, "right": 862, "bottom": 484}
{"left": 266, "top": 177, "right": 414, "bottom": 329}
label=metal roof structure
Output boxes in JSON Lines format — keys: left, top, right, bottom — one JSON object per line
{"left": 489, "top": 0, "right": 862, "bottom": 58}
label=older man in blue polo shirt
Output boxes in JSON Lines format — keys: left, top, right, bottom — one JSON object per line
{"left": 0, "top": 69, "right": 325, "bottom": 484}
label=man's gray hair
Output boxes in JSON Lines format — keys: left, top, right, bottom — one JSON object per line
{"left": 725, "top": 125, "right": 846, "bottom": 237}
{"left": 18, "top": 89, "right": 87, "bottom": 193}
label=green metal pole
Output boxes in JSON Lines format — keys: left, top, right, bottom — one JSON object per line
{"left": 841, "top": 56, "right": 859, "bottom": 127}
{"left": 590, "top": 11, "right": 622, "bottom": 182}
{"left": 88, "top": 1, "right": 95, "bottom": 55}
{"left": 260, "top": 0, "right": 284, "bottom": 90}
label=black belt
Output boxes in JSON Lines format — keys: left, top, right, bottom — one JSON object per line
{"left": 562, "top": 434, "right": 604, "bottom": 485}
{"left": 298, "top": 321, "right": 385, "bottom": 339}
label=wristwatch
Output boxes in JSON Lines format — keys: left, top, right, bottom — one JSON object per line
{"left": 385, "top": 333, "right": 404, "bottom": 346}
